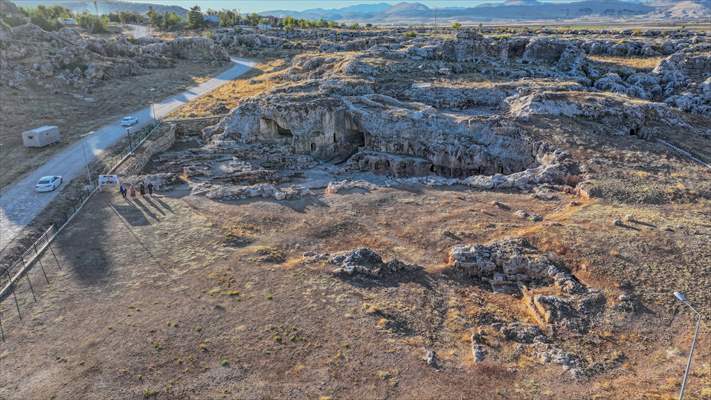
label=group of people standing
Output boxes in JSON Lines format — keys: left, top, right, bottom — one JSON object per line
{"left": 119, "top": 181, "right": 154, "bottom": 199}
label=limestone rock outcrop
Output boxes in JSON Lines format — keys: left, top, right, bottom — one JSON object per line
{"left": 329, "top": 248, "right": 414, "bottom": 277}
{"left": 448, "top": 238, "right": 584, "bottom": 294}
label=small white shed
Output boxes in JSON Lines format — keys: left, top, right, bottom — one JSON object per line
{"left": 22, "top": 126, "right": 61, "bottom": 148}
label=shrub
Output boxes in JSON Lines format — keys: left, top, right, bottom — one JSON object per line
{"left": 77, "top": 13, "right": 108, "bottom": 33}
{"left": 30, "top": 14, "right": 61, "bottom": 31}
{"left": 2, "top": 14, "right": 27, "bottom": 28}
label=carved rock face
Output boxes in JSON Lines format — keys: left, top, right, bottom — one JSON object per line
{"left": 211, "top": 90, "right": 559, "bottom": 179}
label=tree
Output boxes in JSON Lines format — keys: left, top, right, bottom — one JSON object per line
{"left": 218, "top": 10, "right": 238, "bottom": 27}
{"left": 187, "top": 5, "right": 204, "bottom": 29}
{"left": 162, "top": 12, "right": 182, "bottom": 30}
{"left": 246, "top": 13, "right": 261, "bottom": 26}
{"left": 452, "top": 22, "right": 462, "bottom": 30}
{"left": 147, "top": 6, "right": 162, "bottom": 28}
{"left": 77, "top": 12, "right": 108, "bottom": 33}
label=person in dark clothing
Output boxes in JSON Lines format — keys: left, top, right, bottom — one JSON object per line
{"left": 139, "top": 182, "right": 145, "bottom": 196}
{"left": 119, "top": 184, "right": 127, "bottom": 198}
{"left": 147, "top": 182, "right": 154, "bottom": 196}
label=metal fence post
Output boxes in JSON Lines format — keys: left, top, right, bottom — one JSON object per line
{"left": 37, "top": 257, "right": 49, "bottom": 285}
{"left": 10, "top": 283, "right": 21, "bottom": 320}
{"left": 25, "top": 273, "right": 36, "bottom": 303}
{"left": 33, "top": 244, "right": 50, "bottom": 284}
{"left": 49, "top": 243, "right": 61, "bottom": 270}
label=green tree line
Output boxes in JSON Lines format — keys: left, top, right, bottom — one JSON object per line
{"left": 3, "top": 5, "right": 113, "bottom": 33}
{"left": 2, "top": 4, "right": 363, "bottom": 34}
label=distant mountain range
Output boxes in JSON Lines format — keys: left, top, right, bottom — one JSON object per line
{"left": 13, "top": 0, "right": 187, "bottom": 16}
{"left": 262, "top": 0, "right": 710, "bottom": 22}
{"left": 9, "top": 0, "right": 711, "bottom": 23}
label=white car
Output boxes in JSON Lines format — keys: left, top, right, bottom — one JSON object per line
{"left": 35, "top": 176, "right": 63, "bottom": 192}
{"left": 120, "top": 116, "right": 138, "bottom": 127}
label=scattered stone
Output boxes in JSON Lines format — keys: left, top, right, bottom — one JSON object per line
{"left": 424, "top": 349, "right": 439, "bottom": 368}
{"left": 499, "top": 322, "right": 547, "bottom": 344}
{"left": 329, "top": 248, "right": 414, "bottom": 278}
{"left": 303, "top": 251, "right": 330, "bottom": 262}
{"left": 325, "top": 180, "right": 377, "bottom": 195}
{"left": 515, "top": 209, "right": 543, "bottom": 222}
{"left": 472, "top": 342, "right": 487, "bottom": 364}
{"left": 612, "top": 218, "right": 624, "bottom": 227}
{"left": 514, "top": 209, "right": 529, "bottom": 219}
{"left": 492, "top": 201, "right": 510, "bottom": 210}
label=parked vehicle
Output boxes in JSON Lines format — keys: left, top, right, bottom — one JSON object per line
{"left": 22, "top": 125, "right": 61, "bottom": 148}
{"left": 120, "top": 116, "right": 138, "bottom": 127}
{"left": 35, "top": 176, "right": 63, "bottom": 192}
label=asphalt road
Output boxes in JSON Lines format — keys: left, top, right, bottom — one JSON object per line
{"left": 0, "top": 57, "right": 256, "bottom": 251}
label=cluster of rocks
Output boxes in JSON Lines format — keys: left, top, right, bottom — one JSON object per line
{"left": 192, "top": 182, "right": 311, "bottom": 201}
{"left": 324, "top": 179, "right": 377, "bottom": 194}
{"left": 580, "top": 37, "right": 689, "bottom": 57}
{"left": 329, "top": 248, "right": 416, "bottom": 278}
{"left": 0, "top": 21, "right": 228, "bottom": 88}
{"left": 213, "top": 29, "right": 294, "bottom": 52}
{"left": 448, "top": 238, "right": 584, "bottom": 294}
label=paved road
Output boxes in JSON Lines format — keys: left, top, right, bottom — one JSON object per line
{"left": 0, "top": 57, "right": 256, "bottom": 251}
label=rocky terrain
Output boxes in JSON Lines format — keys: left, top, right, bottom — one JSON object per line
{"left": 0, "top": 17, "right": 228, "bottom": 90}
{"left": 0, "top": 0, "right": 230, "bottom": 188}
{"left": 0, "top": 9, "right": 709, "bottom": 400}
{"left": 139, "top": 26, "right": 710, "bottom": 203}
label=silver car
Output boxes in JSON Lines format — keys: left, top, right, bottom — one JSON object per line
{"left": 120, "top": 116, "right": 138, "bottom": 127}
{"left": 35, "top": 176, "right": 63, "bottom": 192}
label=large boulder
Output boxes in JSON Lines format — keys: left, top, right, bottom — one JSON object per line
{"left": 329, "top": 248, "right": 412, "bottom": 277}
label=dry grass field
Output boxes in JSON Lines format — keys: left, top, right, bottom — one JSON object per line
{"left": 586, "top": 55, "right": 666, "bottom": 70}
{"left": 167, "top": 59, "right": 288, "bottom": 119}
{"left": 0, "top": 181, "right": 708, "bottom": 399}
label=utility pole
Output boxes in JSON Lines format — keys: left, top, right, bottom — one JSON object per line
{"left": 126, "top": 128, "right": 133, "bottom": 153}
{"left": 79, "top": 131, "right": 95, "bottom": 188}
{"left": 673, "top": 291, "right": 704, "bottom": 400}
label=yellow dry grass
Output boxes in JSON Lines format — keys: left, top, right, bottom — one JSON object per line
{"left": 168, "top": 59, "right": 287, "bottom": 119}
{"left": 587, "top": 55, "right": 665, "bottom": 70}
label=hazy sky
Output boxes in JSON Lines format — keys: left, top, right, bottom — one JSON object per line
{"left": 124, "top": 0, "right": 566, "bottom": 13}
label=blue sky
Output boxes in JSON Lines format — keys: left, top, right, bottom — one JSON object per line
{"left": 124, "top": 0, "right": 574, "bottom": 13}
